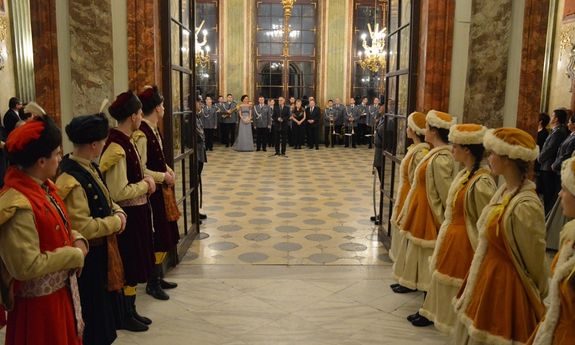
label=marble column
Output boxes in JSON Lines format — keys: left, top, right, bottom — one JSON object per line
{"left": 462, "top": 0, "right": 512, "bottom": 127}
{"left": 127, "top": 0, "right": 160, "bottom": 92}
{"left": 221, "top": 0, "right": 245, "bottom": 96}
{"left": 323, "top": 0, "right": 352, "bottom": 101}
{"left": 69, "top": 0, "right": 114, "bottom": 116}
{"left": 30, "top": 0, "right": 61, "bottom": 125}
{"left": 416, "top": 0, "right": 455, "bottom": 114}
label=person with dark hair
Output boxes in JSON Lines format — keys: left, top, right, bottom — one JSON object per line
{"left": 366, "top": 97, "right": 380, "bottom": 149}
{"left": 528, "top": 156, "right": 575, "bottom": 344}
{"left": 291, "top": 99, "right": 306, "bottom": 149}
{"left": 392, "top": 110, "right": 455, "bottom": 295}
{"left": 3, "top": 97, "right": 23, "bottom": 139}
{"left": 274, "top": 96, "right": 290, "bottom": 156}
{"left": 323, "top": 100, "right": 336, "bottom": 148}
{"left": 305, "top": 99, "right": 320, "bottom": 150}
{"left": 388, "top": 112, "right": 429, "bottom": 261}
{"left": 416, "top": 124, "right": 496, "bottom": 330}
{"left": 233, "top": 95, "right": 254, "bottom": 151}
{"left": 538, "top": 108, "right": 569, "bottom": 214}
{"left": 99, "top": 91, "right": 156, "bottom": 331}
{"left": 552, "top": 113, "right": 575, "bottom": 173}
{"left": 357, "top": 97, "right": 369, "bottom": 146}
{"left": 134, "top": 86, "right": 180, "bottom": 301}
{"left": 56, "top": 112, "right": 129, "bottom": 342}
{"left": 221, "top": 94, "right": 239, "bottom": 147}
{"left": 253, "top": 96, "right": 272, "bottom": 151}
{"left": 452, "top": 128, "right": 548, "bottom": 345}
{"left": 267, "top": 98, "right": 276, "bottom": 148}
{"left": 0, "top": 116, "right": 88, "bottom": 345}
{"left": 200, "top": 96, "right": 218, "bottom": 151}
{"left": 535, "top": 113, "right": 550, "bottom": 196}
{"left": 344, "top": 98, "right": 358, "bottom": 148}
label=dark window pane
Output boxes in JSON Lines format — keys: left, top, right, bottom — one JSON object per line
{"left": 271, "top": 4, "right": 283, "bottom": 17}
{"left": 302, "top": 44, "right": 314, "bottom": 55}
{"left": 301, "top": 31, "right": 315, "bottom": 44}
{"left": 302, "top": 4, "right": 315, "bottom": 16}
{"left": 259, "top": 16, "right": 271, "bottom": 30}
{"left": 302, "top": 17, "right": 314, "bottom": 30}
{"left": 258, "top": 43, "right": 270, "bottom": 55}
{"left": 289, "top": 43, "right": 301, "bottom": 55}
{"left": 270, "top": 43, "right": 282, "bottom": 55}
{"left": 258, "top": 4, "right": 270, "bottom": 16}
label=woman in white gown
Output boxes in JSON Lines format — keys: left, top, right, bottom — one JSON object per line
{"left": 233, "top": 95, "right": 254, "bottom": 152}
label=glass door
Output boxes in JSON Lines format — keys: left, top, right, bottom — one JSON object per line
{"left": 160, "top": 0, "right": 200, "bottom": 261}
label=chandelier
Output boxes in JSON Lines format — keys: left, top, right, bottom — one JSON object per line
{"left": 195, "top": 20, "right": 210, "bottom": 69}
{"left": 358, "top": 3, "right": 387, "bottom": 73}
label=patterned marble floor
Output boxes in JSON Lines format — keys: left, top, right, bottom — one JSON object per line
{"left": 186, "top": 144, "right": 389, "bottom": 265}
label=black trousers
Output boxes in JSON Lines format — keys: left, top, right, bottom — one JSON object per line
{"left": 293, "top": 124, "right": 306, "bottom": 148}
{"left": 307, "top": 126, "right": 319, "bottom": 148}
{"left": 335, "top": 125, "right": 343, "bottom": 145}
{"left": 274, "top": 129, "right": 288, "bottom": 154}
{"left": 344, "top": 126, "right": 357, "bottom": 147}
{"left": 324, "top": 126, "right": 334, "bottom": 147}
{"left": 541, "top": 170, "right": 561, "bottom": 215}
{"left": 204, "top": 128, "right": 215, "bottom": 150}
{"left": 268, "top": 128, "right": 274, "bottom": 147}
{"left": 357, "top": 123, "right": 367, "bottom": 145}
{"left": 255, "top": 127, "right": 268, "bottom": 150}
{"left": 365, "top": 126, "right": 373, "bottom": 148}
{"left": 221, "top": 123, "right": 236, "bottom": 146}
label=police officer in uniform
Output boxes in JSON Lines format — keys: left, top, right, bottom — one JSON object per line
{"left": 200, "top": 96, "right": 218, "bottom": 151}
{"left": 366, "top": 97, "right": 380, "bottom": 149}
{"left": 253, "top": 96, "right": 272, "bottom": 151}
{"left": 333, "top": 98, "right": 345, "bottom": 145}
{"left": 221, "top": 94, "right": 238, "bottom": 147}
{"left": 344, "top": 98, "right": 359, "bottom": 148}
{"left": 323, "top": 100, "right": 336, "bottom": 148}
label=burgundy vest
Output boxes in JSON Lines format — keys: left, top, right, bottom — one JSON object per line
{"left": 103, "top": 129, "right": 143, "bottom": 183}
{"left": 139, "top": 122, "right": 167, "bottom": 173}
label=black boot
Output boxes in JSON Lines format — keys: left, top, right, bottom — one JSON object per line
{"left": 160, "top": 279, "right": 178, "bottom": 290}
{"left": 129, "top": 295, "right": 152, "bottom": 325}
{"left": 117, "top": 294, "right": 148, "bottom": 332}
{"left": 146, "top": 266, "right": 170, "bottom": 300}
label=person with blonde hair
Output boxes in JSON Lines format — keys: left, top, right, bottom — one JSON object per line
{"left": 452, "top": 128, "right": 549, "bottom": 345}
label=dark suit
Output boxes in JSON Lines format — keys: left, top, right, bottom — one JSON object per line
{"left": 538, "top": 124, "right": 569, "bottom": 214}
{"left": 3, "top": 109, "right": 21, "bottom": 139}
{"left": 305, "top": 106, "right": 320, "bottom": 149}
{"left": 552, "top": 133, "right": 575, "bottom": 173}
{"left": 273, "top": 105, "right": 291, "bottom": 154}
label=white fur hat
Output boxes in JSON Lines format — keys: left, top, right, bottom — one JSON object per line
{"left": 483, "top": 127, "right": 539, "bottom": 162}
{"left": 561, "top": 157, "right": 575, "bottom": 196}
{"left": 426, "top": 110, "right": 454, "bottom": 129}
{"left": 407, "top": 112, "right": 426, "bottom": 136}
{"left": 448, "top": 124, "right": 487, "bottom": 145}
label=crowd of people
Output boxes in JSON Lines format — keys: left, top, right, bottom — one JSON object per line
{"left": 196, "top": 94, "right": 383, "bottom": 155}
{"left": 385, "top": 109, "right": 574, "bottom": 345}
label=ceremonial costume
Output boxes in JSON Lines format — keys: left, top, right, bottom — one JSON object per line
{"left": 357, "top": 102, "right": 368, "bottom": 145}
{"left": 389, "top": 112, "right": 429, "bottom": 263}
{"left": 419, "top": 124, "right": 496, "bottom": 334}
{"left": 394, "top": 110, "right": 455, "bottom": 291}
{"left": 0, "top": 117, "right": 86, "bottom": 345}
{"left": 344, "top": 104, "right": 359, "bottom": 148}
{"left": 221, "top": 100, "right": 239, "bottom": 147}
{"left": 323, "top": 105, "right": 337, "bottom": 147}
{"left": 453, "top": 128, "right": 549, "bottom": 345}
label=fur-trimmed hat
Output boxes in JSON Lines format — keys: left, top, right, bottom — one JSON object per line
{"left": 138, "top": 85, "right": 164, "bottom": 115}
{"left": 66, "top": 113, "right": 109, "bottom": 144}
{"left": 448, "top": 124, "right": 487, "bottom": 145}
{"left": 561, "top": 157, "right": 575, "bottom": 196}
{"left": 426, "top": 110, "right": 454, "bottom": 129}
{"left": 6, "top": 116, "right": 61, "bottom": 168}
{"left": 108, "top": 91, "right": 142, "bottom": 122}
{"left": 483, "top": 127, "right": 538, "bottom": 162}
{"left": 407, "top": 112, "right": 426, "bottom": 136}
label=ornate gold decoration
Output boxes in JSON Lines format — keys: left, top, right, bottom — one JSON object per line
{"left": 194, "top": 20, "right": 210, "bottom": 69}
{"left": 358, "top": 1, "right": 387, "bottom": 73}
{"left": 560, "top": 25, "right": 575, "bottom": 91}
{"left": 0, "top": 15, "right": 8, "bottom": 71}
{"left": 281, "top": 0, "right": 296, "bottom": 57}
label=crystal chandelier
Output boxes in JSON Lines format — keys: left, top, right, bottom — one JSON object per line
{"left": 195, "top": 20, "right": 210, "bottom": 69}
{"left": 358, "top": 2, "right": 387, "bottom": 73}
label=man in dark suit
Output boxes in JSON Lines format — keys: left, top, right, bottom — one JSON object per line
{"left": 538, "top": 108, "right": 569, "bottom": 214}
{"left": 273, "top": 97, "right": 291, "bottom": 156}
{"left": 305, "top": 99, "right": 321, "bottom": 150}
{"left": 3, "top": 97, "right": 23, "bottom": 139}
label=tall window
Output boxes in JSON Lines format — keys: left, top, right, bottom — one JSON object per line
{"left": 352, "top": 0, "right": 386, "bottom": 99}
{"left": 195, "top": 0, "right": 219, "bottom": 99}
{"left": 255, "top": 0, "right": 317, "bottom": 100}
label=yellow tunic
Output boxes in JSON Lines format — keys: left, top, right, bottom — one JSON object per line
{"left": 99, "top": 141, "right": 148, "bottom": 202}
{"left": 453, "top": 182, "right": 549, "bottom": 345}
{"left": 389, "top": 142, "right": 429, "bottom": 262}
{"left": 132, "top": 118, "right": 174, "bottom": 184}
{"left": 420, "top": 169, "right": 496, "bottom": 334}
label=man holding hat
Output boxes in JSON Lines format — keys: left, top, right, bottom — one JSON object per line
{"left": 0, "top": 116, "right": 88, "bottom": 345}
{"left": 56, "top": 111, "right": 135, "bottom": 341}
{"left": 134, "top": 85, "right": 179, "bottom": 301}
{"left": 99, "top": 91, "right": 157, "bottom": 331}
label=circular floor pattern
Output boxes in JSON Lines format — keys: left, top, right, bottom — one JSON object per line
{"left": 208, "top": 241, "right": 238, "bottom": 251}
{"left": 350, "top": 207, "right": 371, "bottom": 213}
{"left": 196, "top": 232, "right": 210, "bottom": 240}
{"left": 249, "top": 218, "right": 273, "bottom": 225}
{"left": 276, "top": 212, "right": 298, "bottom": 219}
{"left": 212, "top": 195, "right": 228, "bottom": 200}
{"left": 303, "top": 218, "right": 326, "bottom": 225}
{"left": 334, "top": 225, "right": 357, "bottom": 233}
{"left": 344, "top": 197, "right": 363, "bottom": 202}
{"left": 308, "top": 253, "right": 339, "bottom": 264}
{"left": 256, "top": 196, "right": 275, "bottom": 201}
{"left": 225, "top": 211, "right": 247, "bottom": 217}
{"left": 204, "top": 205, "right": 224, "bottom": 211}
{"left": 339, "top": 242, "right": 368, "bottom": 251}
{"left": 356, "top": 219, "right": 374, "bottom": 226}
{"left": 324, "top": 201, "right": 343, "bottom": 207}
{"left": 217, "top": 224, "right": 242, "bottom": 232}
{"left": 244, "top": 233, "right": 271, "bottom": 241}
{"left": 230, "top": 200, "right": 246, "bottom": 206}
{"left": 328, "top": 212, "right": 349, "bottom": 219}
{"left": 236, "top": 191, "right": 254, "bottom": 196}
{"left": 304, "top": 234, "right": 332, "bottom": 242}
{"left": 275, "top": 225, "right": 301, "bottom": 233}
{"left": 258, "top": 188, "right": 275, "bottom": 193}
{"left": 238, "top": 252, "right": 269, "bottom": 263}
{"left": 339, "top": 188, "right": 354, "bottom": 193}
{"left": 277, "top": 191, "right": 296, "bottom": 197}
{"left": 252, "top": 206, "right": 273, "bottom": 212}
{"left": 378, "top": 253, "right": 393, "bottom": 263}
{"left": 302, "top": 207, "right": 321, "bottom": 213}
{"left": 273, "top": 242, "right": 303, "bottom": 252}
{"left": 300, "top": 196, "right": 318, "bottom": 202}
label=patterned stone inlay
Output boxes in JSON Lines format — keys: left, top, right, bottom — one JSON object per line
{"left": 304, "top": 234, "right": 332, "bottom": 242}
{"left": 278, "top": 201, "right": 297, "bottom": 207}
{"left": 339, "top": 243, "right": 368, "bottom": 252}
{"left": 208, "top": 241, "right": 238, "bottom": 251}
{"left": 328, "top": 212, "right": 349, "bottom": 219}
{"left": 275, "top": 225, "right": 301, "bottom": 233}
{"left": 236, "top": 191, "right": 253, "bottom": 196}
{"left": 196, "top": 232, "right": 209, "bottom": 240}
{"left": 334, "top": 226, "right": 357, "bottom": 233}
{"left": 204, "top": 205, "right": 224, "bottom": 211}
{"left": 238, "top": 252, "right": 269, "bottom": 263}
{"left": 300, "top": 196, "right": 318, "bottom": 202}
{"left": 273, "top": 242, "right": 303, "bottom": 252}
{"left": 276, "top": 212, "right": 298, "bottom": 219}
{"left": 302, "top": 207, "right": 321, "bottom": 213}
{"left": 217, "top": 224, "right": 242, "bottom": 232}
{"left": 253, "top": 206, "right": 273, "bottom": 212}
{"left": 350, "top": 207, "right": 370, "bottom": 213}
{"left": 324, "top": 201, "right": 343, "bottom": 207}
{"left": 244, "top": 233, "right": 271, "bottom": 241}
{"left": 225, "top": 211, "right": 247, "bottom": 217}
{"left": 308, "top": 253, "right": 339, "bottom": 264}
{"left": 256, "top": 196, "right": 274, "bottom": 201}
{"left": 212, "top": 195, "right": 228, "bottom": 200}
{"left": 303, "top": 218, "right": 326, "bottom": 225}
{"left": 249, "top": 218, "right": 272, "bottom": 225}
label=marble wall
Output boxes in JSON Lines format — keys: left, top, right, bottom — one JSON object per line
{"left": 0, "top": 0, "right": 17, "bottom": 117}
{"left": 69, "top": 0, "right": 114, "bottom": 116}
{"left": 127, "top": 0, "right": 160, "bottom": 92}
{"left": 548, "top": 0, "right": 574, "bottom": 112}
{"left": 462, "top": 0, "right": 512, "bottom": 127}
{"left": 222, "top": 0, "right": 245, "bottom": 96}
{"left": 323, "top": 0, "right": 351, "bottom": 101}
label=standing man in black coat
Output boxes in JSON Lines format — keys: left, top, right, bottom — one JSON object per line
{"left": 305, "top": 99, "right": 321, "bottom": 150}
{"left": 538, "top": 108, "right": 569, "bottom": 214}
{"left": 273, "top": 96, "right": 291, "bottom": 156}
{"left": 3, "top": 97, "right": 23, "bottom": 138}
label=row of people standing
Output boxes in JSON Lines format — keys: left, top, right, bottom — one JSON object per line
{"left": 385, "top": 110, "right": 572, "bottom": 344}
{"left": 0, "top": 86, "right": 184, "bottom": 345}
